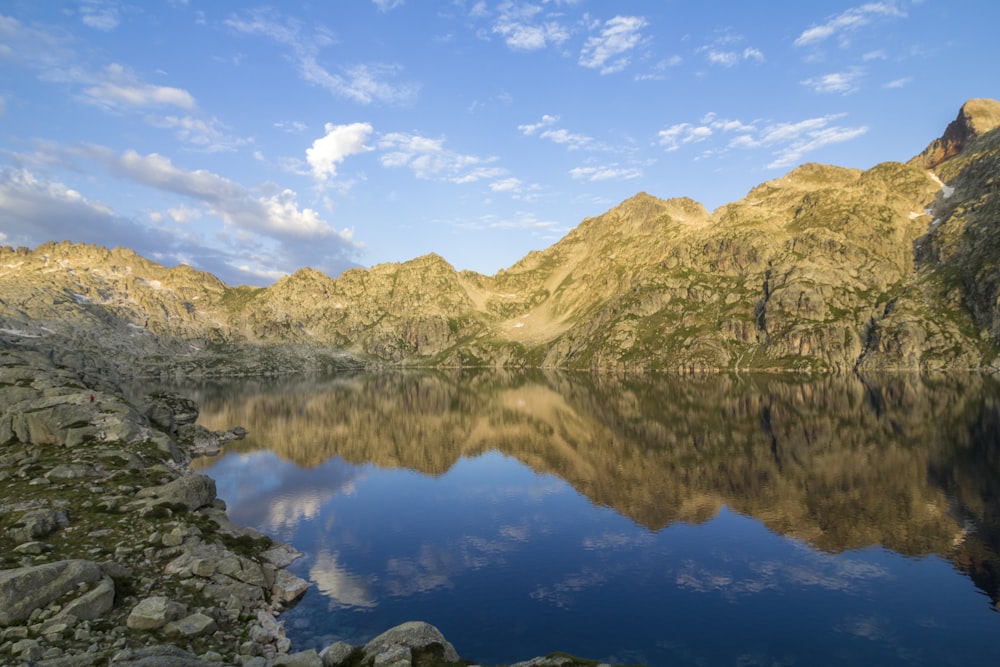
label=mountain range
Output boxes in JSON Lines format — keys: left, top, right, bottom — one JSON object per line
{"left": 2, "top": 99, "right": 1000, "bottom": 376}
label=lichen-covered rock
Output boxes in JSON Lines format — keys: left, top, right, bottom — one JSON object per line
{"left": 135, "top": 473, "right": 217, "bottom": 511}
{"left": 362, "top": 622, "right": 460, "bottom": 666}
{"left": 126, "top": 596, "right": 187, "bottom": 630}
{"left": 0, "top": 559, "right": 104, "bottom": 626}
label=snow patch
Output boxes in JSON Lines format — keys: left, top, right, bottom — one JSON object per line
{"left": 70, "top": 292, "right": 90, "bottom": 304}
{"left": 941, "top": 184, "right": 955, "bottom": 199}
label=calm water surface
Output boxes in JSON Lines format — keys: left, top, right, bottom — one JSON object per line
{"left": 178, "top": 371, "right": 1000, "bottom": 666}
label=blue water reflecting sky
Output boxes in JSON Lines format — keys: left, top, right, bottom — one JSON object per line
{"left": 205, "top": 446, "right": 999, "bottom": 666}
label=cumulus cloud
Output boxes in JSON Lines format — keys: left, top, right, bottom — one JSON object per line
{"left": 377, "top": 132, "right": 504, "bottom": 183}
{"left": 658, "top": 113, "right": 754, "bottom": 151}
{"left": 307, "top": 122, "right": 374, "bottom": 182}
{"left": 579, "top": 15, "right": 647, "bottom": 74}
{"left": 795, "top": 2, "right": 907, "bottom": 47}
{"left": 492, "top": 2, "right": 571, "bottom": 51}
{"left": 226, "top": 8, "right": 418, "bottom": 105}
{"left": 801, "top": 68, "right": 864, "bottom": 94}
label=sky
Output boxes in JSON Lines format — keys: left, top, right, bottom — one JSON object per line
{"left": 1, "top": 1, "right": 998, "bottom": 287}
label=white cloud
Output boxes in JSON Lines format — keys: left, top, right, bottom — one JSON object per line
{"left": 518, "top": 115, "right": 593, "bottom": 149}
{"left": 493, "top": 2, "right": 571, "bottom": 51}
{"left": 490, "top": 177, "right": 522, "bottom": 193}
{"left": 569, "top": 165, "right": 642, "bottom": 181}
{"left": 226, "top": 9, "right": 418, "bottom": 105}
{"left": 883, "top": 76, "right": 913, "bottom": 89}
{"left": 704, "top": 46, "right": 765, "bottom": 67}
{"left": 377, "top": 132, "right": 503, "bottom": 183}
{"left": 82, "top": 63, "right": 195, "bottom": 110}
{"left": 795, "top": 2, "right": 907, "bottom": 47}
{"left": 146, "top": 114, "right": 247, "bottom": 152}
{"left": 80, "top": 0, "right": 121, "bottom": 31}
{"left": 802, "top": 69, "right": 864, "bottom": 94}
{"left": 579, "top": 15, "right": 647, "bottom": 74}
{"left": 372, "top": 0, "right": 405, "bottom": 11}
{"left": 167, "top": 204, "right": 202, "bottom": 223}
{"left": 306, "top": 122, "right": 374, "bottom": 182}
{"left": 660, "top": 111, "right": 868, "bottom": 170}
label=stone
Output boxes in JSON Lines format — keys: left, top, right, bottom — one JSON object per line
{"left": 108, "top": 644, "right": 228, "bottom": 666}
{"left": 261, "top": 543, "right": 303, "bottom": 569}
{"left": 320, "top": 641, "right": 356, "bottom": 667}
{"left": 7, "top": 508, "right": 69, "bottom": 543}
{"left": 47, "top": 463, "right": 101, "bottom": 479}
{"left": 125, "top": 596, "right": 187, "bottom": 630}
{"left": 58, "top": 576, "right": 115, "bottom": 621}
{"left": 0, "top": 559, "right": 103, "bottom": 626}
{"left": 272, "top": 569, "right": 310, "bottom": 606}
{"left": 164, "top": 612, "right": 218, "bottom": 638}
{"left": 362, "top": 622, "right": 460, "bottom": 665}
{"left": 272, "top": 649, "right": 323, "bottom": 667}
{"left": 135, "top": 473, "right": 217, "bottom": 511}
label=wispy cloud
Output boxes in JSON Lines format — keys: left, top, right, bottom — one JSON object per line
{"left": 492, "top": 1, "right": 571, "bottom": 51}
{"left": 660, "top": 111, "right": 868, "bottom": 170}
{"left": 579, "top": 15, "right": 647, "bottom": 74}
{"left": 378, "top": 132, "right": 504, "bottom": 183}
{"left": 801, "top": 68, "right": 864, "bottom": 94}
{"left": 226, "top": 8, "right": 418, "bottom": 105}
{"left": 372, "top": 0, "right": 405, "bottom": 12}
{"left": 518, "top": 115, "right": 593, "bottom": 149}
{"left": 704, "top": 46, "right": 765, "bottom": 68}
{"left": 883, "top": 76, "right": 913, "bottom": 89}
{"left": 795, "top": 2, "right": 907, "bottom": 47}
{"left": 569, "top": 164, "right": 642, "bottom": 181}
{"left": 79, "top": 0, "right": 121, "bottom": 31}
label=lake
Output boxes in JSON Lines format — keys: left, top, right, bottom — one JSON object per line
{"left": 179, "top": 370, "right": 1000, "bottom": 666}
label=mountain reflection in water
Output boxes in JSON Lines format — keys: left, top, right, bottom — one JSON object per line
{"left": 183, "top": 371, "right": 1000, "bottom": 666}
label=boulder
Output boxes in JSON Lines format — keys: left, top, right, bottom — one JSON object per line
{"left": 320, "top": 641, "right": 356, "bottom": 667}
{"left": 126, "top": 596, "right": 187, "bottom": 630}
{"left": 57, "top": 575, "right": 115, "bottom": 621}
{"left": 135, "top": 473, "right": 216, "bottom": 511}
{"left": 6, "top": 508, "right": 69, "bottom": 543}
{"left": 145, "top": 392, "right": 199, "bottom": 432}
{"left": 272, "top": 569, "right": 310, "bottom": 606}
{"left": 362, "top": 622, "right": 460, "bottom": 666}
{"left": 0, "top": 559, "right": 103, "bottom": 626}
{"left": 164, "top": 612, "right": 218, "bottom": 638}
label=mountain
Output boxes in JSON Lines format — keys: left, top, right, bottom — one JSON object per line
{"left": 3, "top": 99, "right": 1000, "bottom": 375}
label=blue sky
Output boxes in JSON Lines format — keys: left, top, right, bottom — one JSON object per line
{"left": 1, "top": 1, "right": 997, "bottom": 286}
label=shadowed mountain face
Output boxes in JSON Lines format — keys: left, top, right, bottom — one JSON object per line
{"left": 3, "top": 100, "right": 1000, "bottom": 372}
{"left": 183, "top": 370, "right": 1000, "bottom": 607}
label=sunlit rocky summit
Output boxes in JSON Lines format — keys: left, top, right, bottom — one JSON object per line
{"left": 3, "top": 98, "right": 1000, "bottom": 377}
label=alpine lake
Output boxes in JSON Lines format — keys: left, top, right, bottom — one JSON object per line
{"left": 169, "top": 370, "right": 1000, "bottom": 666}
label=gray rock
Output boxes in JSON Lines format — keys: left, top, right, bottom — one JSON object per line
{"left": 145, "top": 392, "right": 199, "bottom": 432}
{"left": 272, "top": 649, "right": 323, "bottom": 667}
{"left": 272, "top": 569, "right": 310, "bottom": 606}
{"left": 57, "top": 576, "right": 115, "bottom": 621}
{"left": 47, "top": 463, "right": 101, "bottom": 479}
{"left": 164, "top": 612, "right": 218, "bottom": 638}
{"left": 0, "top": 559, "right": 103, "bottom": 626}
{"left": 109, "top": 644, "right": 228, "bottom": 666}
{"left": 7, "top": 508, "right": 69, "bottom": 543}
{"left": 261, "top": 543, "right": 303, "bottom": 569}
{"left": 362, "top": 622, "right": 460, "bottom": 665}
{"left": 320, "top": 641, "right": 356, "bottom": 667}
{"left": 126, "top": 596, "right": 187, "bottom": 630}
{"left": 135, "top": 473, "right": 217, "bottom": 511}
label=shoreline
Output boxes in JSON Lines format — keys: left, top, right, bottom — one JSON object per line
{"left": 1, "top": 344, "right": 630, "bottom": 667}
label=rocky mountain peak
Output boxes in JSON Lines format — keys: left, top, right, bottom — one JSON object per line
{"left": 910, "top": 98, "right": 1000, "bottom": 169}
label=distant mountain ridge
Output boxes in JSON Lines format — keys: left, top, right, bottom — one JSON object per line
{"left": 3, "top": 99, "right": 1000, "bottom": 375}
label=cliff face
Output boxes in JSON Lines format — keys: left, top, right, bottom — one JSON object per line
{"left": 3, "top": 100, "right": 1000, "bottom": 374}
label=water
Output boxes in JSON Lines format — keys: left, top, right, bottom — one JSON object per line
{"left": 176, "top": 371, "right": 1000, "bottom": 666}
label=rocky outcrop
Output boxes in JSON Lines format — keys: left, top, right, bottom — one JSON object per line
{"left": 0, "top": 346, "right": 311, "bottom": 666}
{"left": 909, "top": 98, "right": 1000, "bottom": 169}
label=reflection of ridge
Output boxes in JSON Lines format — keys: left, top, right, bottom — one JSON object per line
{"left": 190, "top": 370, "right": 1000, "bottom": 606}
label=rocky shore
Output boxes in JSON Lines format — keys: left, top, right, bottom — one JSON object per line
{"left": 0, "top": 344, "right": 625, "bottom": 667}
